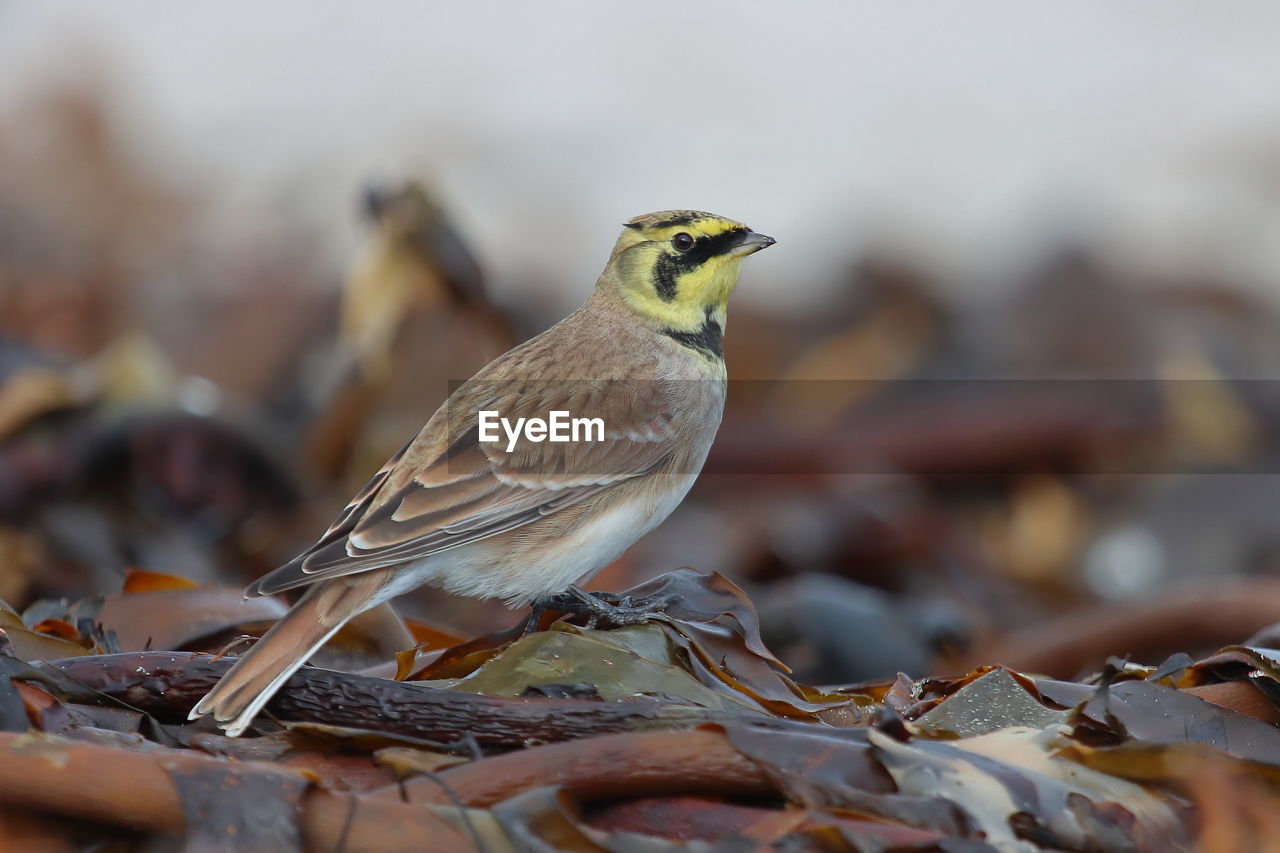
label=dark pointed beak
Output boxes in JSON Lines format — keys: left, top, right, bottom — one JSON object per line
{"left": 731, "top": 230, "right": 777, "bottom": 257}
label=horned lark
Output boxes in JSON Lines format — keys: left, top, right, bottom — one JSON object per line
{"left": 191, "top": 210, "right": 774, "bottom": 736}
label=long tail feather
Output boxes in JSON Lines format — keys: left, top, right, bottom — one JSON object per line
{"left": 189, "top": 576, "right": 383, "bottom": 737}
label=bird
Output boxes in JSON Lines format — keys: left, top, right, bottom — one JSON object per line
{"left": 190, "top": 210, "right": 775, "bottom": 736}
{"left": 305, "top": 180, "right": 517, "bottom": 482}
{"left": 340, "top": 180, "right": 517, "bottom": 384}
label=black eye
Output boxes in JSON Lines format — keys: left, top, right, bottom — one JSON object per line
{"left": 671, "top": 232, "right": 695, "bottom": 252}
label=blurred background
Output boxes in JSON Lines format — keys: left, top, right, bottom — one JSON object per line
{"left": 4, "top": 1, "right": 1280, "bottom": 685}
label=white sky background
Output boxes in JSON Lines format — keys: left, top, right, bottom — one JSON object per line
{"left": 2, "top": 2, "right": 1280, "bottom": 312}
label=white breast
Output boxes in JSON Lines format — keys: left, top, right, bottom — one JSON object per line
{"left": 415, "top": 471, "right": 700, "bottom": 605}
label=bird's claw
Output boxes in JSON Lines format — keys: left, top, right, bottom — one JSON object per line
{"left": 527, "top": 586, "right": 676, "bottom": 632}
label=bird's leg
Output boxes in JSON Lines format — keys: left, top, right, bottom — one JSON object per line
{"left": 528, "top": 585, "right": 676, "bottom": 630}
{"left": 522, "top": 597, "right": 554, "bottom": 636}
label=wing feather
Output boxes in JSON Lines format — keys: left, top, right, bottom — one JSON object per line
{"left": 248, "top": 365, "right": 701, "bottom": 597}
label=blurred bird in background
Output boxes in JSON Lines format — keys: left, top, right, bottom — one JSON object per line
{"left": 307, "top": 181, "right": 519, "bottom": 484}
{"left": 342, "top": 181, "right": 516, "bottom": 383}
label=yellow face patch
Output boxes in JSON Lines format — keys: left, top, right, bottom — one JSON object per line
{"left": 610, "top": 211, "right": 755, "bottom": 332}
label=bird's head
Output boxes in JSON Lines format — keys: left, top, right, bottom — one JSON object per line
{"left": 601, "top": 210, "right": 774, "bottom": 333}
{"left": 361, "top": 181, "right": 442, "bottom": 242}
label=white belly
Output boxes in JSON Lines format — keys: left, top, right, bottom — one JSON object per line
{"left": 408, "top": 472, "right": 698, "bottom": 605}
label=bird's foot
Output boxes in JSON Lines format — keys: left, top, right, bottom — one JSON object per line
{"left": 527, "top": 585, "right": 676, "bottom": 632}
